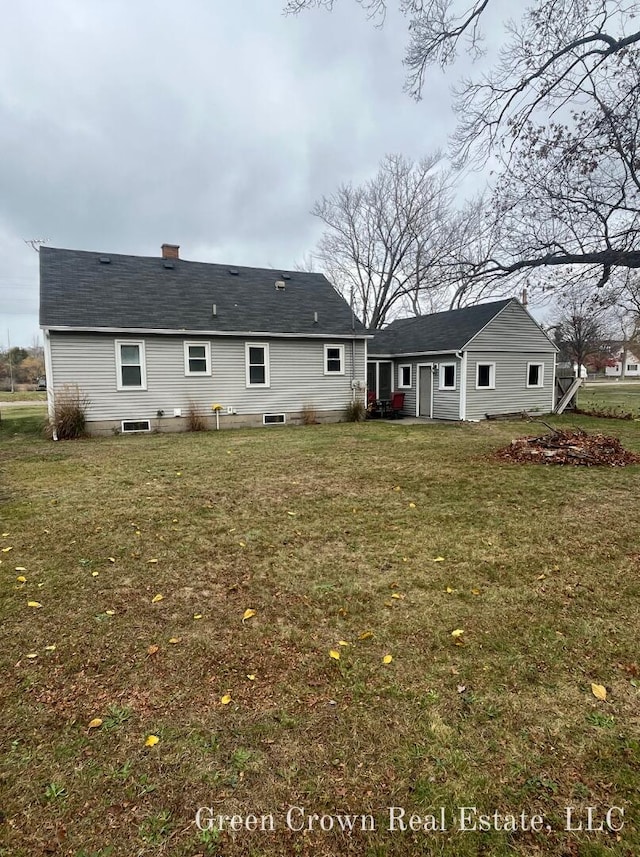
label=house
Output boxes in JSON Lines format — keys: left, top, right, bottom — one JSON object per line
{"left": 368, "top": 298, "right": 558, "bottom": 420}
{"left": 604, "top": 346, "right": 640, "bottom": 378}
{"left": 40, "top": 245, "right": 369, "bottom": 435}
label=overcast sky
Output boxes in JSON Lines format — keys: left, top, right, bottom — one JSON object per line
{"left": 1, "top": 0, "right": 509, "bottom": 347}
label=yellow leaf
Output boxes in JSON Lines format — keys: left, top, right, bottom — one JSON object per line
{"left": 91, "top": 571, "right": 99, "bottom": 577}
{"left": 15, "top": 566, "right": 26, "bottom": 571}
{"left": 329, "top": 650, "right": 341, "bottom": 660}
{"left": 446, "top": 586, "right": 456, "bottom": 594}
{"left": 591, "top": 683, "right": 607, "bottom": 701}
{"left": 151, "top": 594, "right": 163, "bottom": 603}
{"left": 220, "top": 694, "right": 232, "bottom": 705}
{"left": 471, "top": 588, "right": 481, "bottom": 596}
{"left": 45, "top": 644, "right": 56, "bottom": 652}
{"left": 408, "top": 502, "right": 416, "bottom": 508}
{"left": 391, "top": 593, "right": 402, "bottom": 599}
{"left": 242, "top": 608, "right": 256, "bottom": 622}
{"left": 338, "top": 640, "right": 350, "bottom": 647}
{"left": 536, "top": 573, "right": 546, "bottom": 581}
{"left": 88, "top": 718, "right": 103, "bottom": 729}
{"left": 451, "top": 629, "right": 464, "bottom": 638}
{"left": 382, "top": 654, "right": 393, "bottom": 664}
{"left": 145, "top": 734, "right": 160, "bottom": 747}
{"left": 168, "top": 637, "right": 181, "bottom": 644}
{"left": 27, "top": 601, "right": 42, "bottom": 609}
{"left": 1, "top": 547, "right": 13, "bottom": 553}
{"left": 176, "top": 471, "right": 182, "bottom": 476}
{"left": 135, "top": 530, "right": 141, "bottom": 536}
{"left": 26, "top": 652, "right": 38, "bottom": 659}
{"left": 1, "top": 532, "right": 9, "bottom": 537}
{"left": 358, "top": 631, "right": 373, "bottom": 640}
{"left": 16, "top": 575, "right": 27, "bottom": 583}
{"left": 433, "top": 556, "right": 445, "bottom": 562}
{"left": 193, "top": 613, "right": 203, "bottom": 620}
{"left": 247, "top": 674, "right": 256, "bottom": 681}
{"left": 393, "top": 486, "right": 401, "bottom": 491}
{"left": 402, "top": 556, "right": 408, "bottom": 562}
{"left": 238, "top": 541, "right": 246, "bottom": 547}
{"left": 147, "top": 558, "right": 159, "bottom": 564}
{"left": 287, "top": 511, "right": 296, "bottom": 516}
{"left": 147, "top": 644, "right": 159, "bottom": 656}
{"left": 108, "top": 557, "right": 116, "bottom": 563}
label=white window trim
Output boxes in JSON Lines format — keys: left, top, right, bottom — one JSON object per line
{"left": 439, "top": 362, "right": 456, "bottom": 390}
{"left": 324, "top": 343, "right": 345, "bottom": 375}
{"left": 245, "top": 342, "right": 270, "bottom": 388}
{"left": 115, "top": 339, "right": 147, "bottom": 391}
{"left": 526, "top": 361, "right": 544, "bottom": 388}
{"left": 184, "top": 340, "right": 211, "bottom": 376}
{"left": 476, "top": 362, "right": 496, "bottom": 390}
{"left": 398, "top": 364, "right": 412, "bottom": 389}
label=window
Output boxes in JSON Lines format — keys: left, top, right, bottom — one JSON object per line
{"left": 476, "top": 363, "right": 495, "bottom": 389}
{"left": 121, "top": 420, "right": 151, "bottom": 433}
{"left": 398, "top": 365, "right": 412, "bottom": 388}
{"left": 324, "top": 344, "right": 345, "bottom": 375}
{"left": 184, "top": 341, "right": 211, "bottom": 375}
{"left": 116, "top": 340, "right": 146, "bottom": 390}
{"left": 439, "top": 363, "right": 456, "bottom": 390}
{"left": 263, "top": 413, "right": 286, "bottom": 424}
{"left": 527, "top": 362, "right": 544, "bottom": 387}
{"left": 245, "top": 343, "right": 270, "bottom": 387}
{"left": 627, "top": 364, "right": 638, "bottom": 372}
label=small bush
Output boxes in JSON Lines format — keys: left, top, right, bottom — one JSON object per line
{"left": 344, "top": 399, "right": 367, "bottom": 422}
{"left": 48, "top": 385, "right": 89, "bottom": 440}
{"left": 301, "top": 403, "right": 319, "bottom": 426}
{"left": 186, "top": 401, "right": 207, "bottom": 432}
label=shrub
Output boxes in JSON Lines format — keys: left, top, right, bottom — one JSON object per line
{"left": 301, "top": 403, "right": 319, "bottom": 426}
{"left": 344, "top": 399, "right": 367, "bottom": 422}
{"left": 186, "top": 401, "right": 207, "bottom": 432}
{"left": 48, "top": 384, "right": 89, "bottom": 440}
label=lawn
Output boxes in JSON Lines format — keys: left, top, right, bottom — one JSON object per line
{"left": 1, "top": 413, "right": 639, "bottom": 857}
{"left": 0, "top": 391, "right": 47, "bottom": 402}
{"left": 579, "top": 382, "right": 640, "bottom": 417}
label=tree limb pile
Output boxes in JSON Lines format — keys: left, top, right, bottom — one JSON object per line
{"left": 494, "top": 428, "right": 639, "bottom": 467}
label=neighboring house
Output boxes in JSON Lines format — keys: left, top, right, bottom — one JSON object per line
{"left": 604, "top": 347, "right": 640, "bottom": 378}
{"left": 40, "top": 245, "right": 369, "bottom": 435}
{"left": 368, "top": 298, "right": 558, "bottom": 420}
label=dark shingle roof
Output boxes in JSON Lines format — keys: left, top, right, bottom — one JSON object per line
{"left": 40, "top": 247, "right": 365, "bottom": 336}
{"left": 368, "top": 299, "right": 514, "bottom": 355}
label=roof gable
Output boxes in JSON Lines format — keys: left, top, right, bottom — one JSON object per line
{"left": 369, "top": 299, "right": 514, "bottom": 356}
{"left": 39, "top": 247, "right": 365, "bottom": 336}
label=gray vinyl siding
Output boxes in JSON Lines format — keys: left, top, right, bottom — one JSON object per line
{"left": 48, "top": 333, "right": 366, "bottom": 422}
{"left": 464, "top": 351, "right": 555, "bottom": 420}
{"left": 432, "top": 355, "right": 461, "bottom": 420}
{"left": 467, "top": 301, "right": 555, "bottom": 352}
{"left": 395, "top": 362, "right": 416, "bottom": 416}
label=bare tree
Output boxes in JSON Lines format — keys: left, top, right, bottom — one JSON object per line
{"left": 311, "top": 153, "right": 453, "bottom": 327}
{"left": 550, "top": 284, "right": 616, "bottom": 374}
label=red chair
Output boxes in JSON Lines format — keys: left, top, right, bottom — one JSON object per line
{"left": 389, "top": 392, "right": 405, "bottom": 419}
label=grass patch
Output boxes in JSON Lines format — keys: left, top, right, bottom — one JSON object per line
{"left": 1, "top": 416, "right": 639, "bottom": 855}
{"left": 0, "top": 391, "right": 47, "bottom": 402}
{"left": 578, "top": 382, "right": 640, "bottom": 418}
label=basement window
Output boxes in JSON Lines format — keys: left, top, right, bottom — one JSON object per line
{"left": 121, "top": 420, "right": 151, "bottom": 433}
{"left": 263, "top": 413, "right": 286, "bottom": 425}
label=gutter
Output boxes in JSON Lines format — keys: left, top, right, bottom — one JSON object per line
{"left": 45, "top": 325, "right": 373, "bottom": 340}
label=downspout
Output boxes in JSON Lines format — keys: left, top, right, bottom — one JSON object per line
{"left": 43, "top": 329, "right": 58, "bottom": 441}
{"left": 457, "top": 351, "right": 467, "bottom": 421}
{"left": 350, "top": 287, "right": 356, "bottom": 401}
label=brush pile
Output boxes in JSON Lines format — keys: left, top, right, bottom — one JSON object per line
{"left": 495, "top": 427, "right": 640, "bottom": 467}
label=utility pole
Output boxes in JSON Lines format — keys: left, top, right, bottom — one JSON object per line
{"left": 7, "top": 329, "right": 14, "bottom": 393}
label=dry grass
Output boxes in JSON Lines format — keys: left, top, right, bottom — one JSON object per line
{"left": 1, "top": 414, "right": 639, "bottom": 856}
{"left": 186, "top": 401, "right": 208, "bottom": 432}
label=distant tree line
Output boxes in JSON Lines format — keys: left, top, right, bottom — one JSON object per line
{"left": 0, "top": 345, "right": 45, "bottom": 391}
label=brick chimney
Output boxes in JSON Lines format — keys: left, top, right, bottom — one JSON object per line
{"left": 161, "top": 243, "right": 180, "bottom": 260}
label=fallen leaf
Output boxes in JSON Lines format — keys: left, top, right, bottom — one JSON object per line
{"left": 88, "top": 718, "right": 103, "bottom": 729}
{"left": 151, "top": 594, "right": 164, "bottom": 603}
{"left": 536, "top": 573, "right": 546, "bottom": 581}
{"left": 471, "top": 588, "right": 481, "bottom": 596}
{"left": 147, "top": 644, "right": 159, "bottom": 656}
{"left": 108, "top": 557, "right": 116, "bottom": 563}
{"left": 242, "top": 608, "right": 256, "bottom": 622}
{"left": 247, "top": 674, "right": 256, "bottom": 681}
{"left": 329, "top": 650, "right": 341, "bottom": 660}
{"left": 457, "top": 684, "right": 467, "bottom": 694}
{"left": 1, "top": 547, "right": 13, "bottom": 553}
{"left": 176, "top": 471, "right": 182, "bottom": 476}
{"left": 287, "top": 511, "right": 296, "bottom": 517}
{"left": 338, "top": 640, "right": 350, "bottom": 647}
{"left": 433, "top": 556, "right": 445, "bottom": 562}
{"left": 16, "top": 576, "right": 27, "bottom": 583}
{"left": 145, "top": 734, "right": 160, "bottom": 747}
{"left": 15, "top": 566, "right": 26, "bottom": 572}
{"left": 105, "top": 609, "right": 115, "bottom": 616}
{"left": 168, "top": 637, "right": 181, "bottom": 644}
{"left": 393, "top": 486, "right": 401, "bottom": 491}
{"left": 451, "top": 629, "right": 464, "bottom": 638}
{"left": 91, "top": 571, "right": 99, "bottom": 577}
{"left": 1, "top": 533, "right": 8, "bottom": 537}
{"left": 220, "top": 694, "right": 232, "bottom": 705}
{"left": 26, "top": 652, "right": 38, "bottom": 659}
{"left": 382, "top": 654, "right": 393, "bottom": 664}
{"left": 358, "top": 631, "right": 373, "bottom": 640}
{"left": 147, "top": 558, "right": 159, "bottom": 564}
{"left": 44, "top": 644, "right": 56, "bottom": 652}
{"left": 408, "top": 502, "right": 416, "bottom": 508}
{"left": 446, "top": 586, "right": 457, "bottom": 594}
{"left": 193, "top": 613, "right": 203, "bottom": 620}
{"left": 238, "top": 541, "right": 246, "bottom": 547}
{"left": 591, "top": 683, "right": 607, "bottom": 701}
{"left": 27, "top": 601, "right": 42, "bottom": 609}
{"left": 135, "top": 530, "right": 141, "bottom": 536}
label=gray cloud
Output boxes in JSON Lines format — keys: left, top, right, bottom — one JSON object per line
{"left": 0, "top": 0, "right": 477, "bottom": 345}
